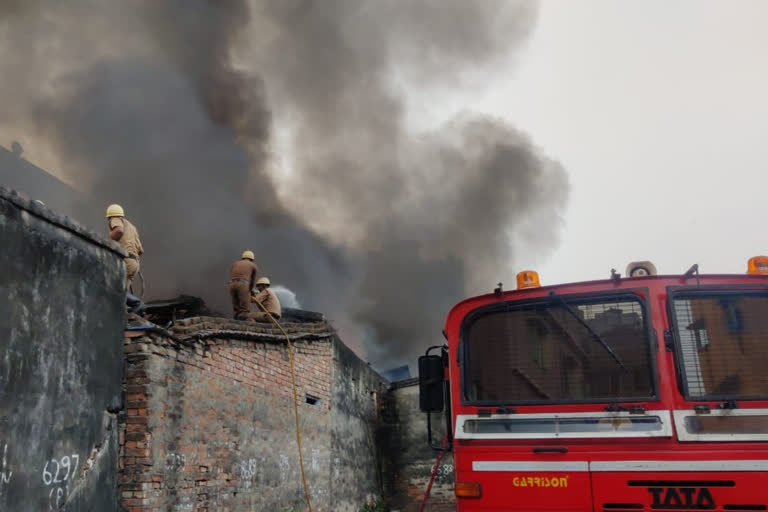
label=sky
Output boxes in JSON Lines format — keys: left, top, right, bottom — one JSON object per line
{"left": 473, "top": 0, "right": 768, "bottom": 288}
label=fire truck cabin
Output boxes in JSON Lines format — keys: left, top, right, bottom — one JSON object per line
{"left": 419, "top": 258, "right": 768, "bottom": 511}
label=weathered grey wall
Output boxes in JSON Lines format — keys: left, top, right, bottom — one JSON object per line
{"left": 0, "top": 187, "right": 126, "bottom": 511}
{"left": 382, "top": 380, "right": 455, "bottom": 512}
{"left": 330, "top": 338, "right": 387, "bottom": 509}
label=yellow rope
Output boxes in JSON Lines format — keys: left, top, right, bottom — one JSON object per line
{"left": 253, "top": 298, "right": 313, "bottom": 512}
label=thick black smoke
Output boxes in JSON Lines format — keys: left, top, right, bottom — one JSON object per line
{"left": 0, "top": 0, "right": 568, "bottom": 370}
{"left": 0, "top": 1, "right": 350, "bottom": 316}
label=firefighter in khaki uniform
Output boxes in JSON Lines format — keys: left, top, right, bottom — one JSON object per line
{"left": 229, "top": 251, "right": 259, "bottom": 320}
{"left": 250, "top": 277, "right": 281, "bottom": 322}
{"left": 106, "top": 204, "right": 143, "bottom": 290}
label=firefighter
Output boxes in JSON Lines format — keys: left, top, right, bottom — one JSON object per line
{"left": 250, "top": 277, "right": 281, "bottom": 322}
{"left": 229, "top": 251, "right": 259, "bottom": 320}
{"left": 106, "top": 204, "right": 143, "bottom": 290}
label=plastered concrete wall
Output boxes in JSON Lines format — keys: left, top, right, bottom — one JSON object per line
{"left": 0, "top": 187, "right": 126, "bottom": 511}
{"left": 330, "top": 339, "right": 387, "bottom": 510}
{"left": 120, "top": 317, "right": 387, "bottom": 512}
{"left": 381, "top": 380, "right": 455, "bottom": 512}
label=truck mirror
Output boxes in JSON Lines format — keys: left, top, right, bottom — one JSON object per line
{"left": 418, "top": 354, "right": 444, "bottom": 412}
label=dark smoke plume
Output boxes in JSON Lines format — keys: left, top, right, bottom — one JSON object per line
{"left": 0, "top": 0, "right": 568, "bottom": 370}
{"left": 0, "top": 0, "right": 350, "bottom": 318}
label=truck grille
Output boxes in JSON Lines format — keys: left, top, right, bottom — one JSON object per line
{"left": 603, "top": 507, "right": 767, "bottom": 511}
{"left": 600, "top": 480, "right": 766, "bottom": 511}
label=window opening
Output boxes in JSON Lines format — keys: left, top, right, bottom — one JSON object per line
{"left": 671, "top": 292, "right": 768, "bottom": 399}
{"left": 463, "top": 295, "right": 653, "bottom": 403}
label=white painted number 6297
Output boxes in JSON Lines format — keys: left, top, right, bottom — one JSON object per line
{"left": 42, "top": 455, "right": 80, "bottom": 486}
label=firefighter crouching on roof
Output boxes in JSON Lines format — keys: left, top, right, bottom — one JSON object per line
{"left": 229, "top": 251, "right": 259, "bottom": 320}
{"left": 106, "top": 204, "right": 143, "bottom": 290}
{"left": 250, "top": 277, "right": 281, "bottom": 322}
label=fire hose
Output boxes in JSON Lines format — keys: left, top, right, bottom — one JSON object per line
{"left": 419, "top": 435, "right": 449, "bottom": 512}
{"left": 253, "top": 298, "right": 313, "bottom": 512}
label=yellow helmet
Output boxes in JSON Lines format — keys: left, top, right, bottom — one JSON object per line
{"left": 256, "top": 277, "right": 271, "bottom": 286}
{"left": 105, "top": 204, "right": 125, "bottom": 218}
{"left": 241, "top": 250, "right": 255, "bottom": 260}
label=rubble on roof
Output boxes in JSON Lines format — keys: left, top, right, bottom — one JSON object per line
{"left": 145, "top": 296, "right": 326, "bottom": 325}
{"left": 144, "top": 295, "right": 211, "bottom": 324}
{"left": 140, "top": 296, "right": 331, "bottom": 347}
{"left": 170, "top": 315, "right": 333, "bottom": 341}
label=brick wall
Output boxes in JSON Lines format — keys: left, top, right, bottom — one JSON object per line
{"left": 120, "top": 316, "right": 386, "bottom": 512}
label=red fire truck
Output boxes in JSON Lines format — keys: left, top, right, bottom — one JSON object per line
{"left": 419, "top": 258, "right": 768, "bottom": 511}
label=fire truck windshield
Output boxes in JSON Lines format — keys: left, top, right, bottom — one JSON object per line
{"left": 462, "top": 294, "right": 655, "bottom": 403}
{"left": 670, "top": 290, "right": 768, "bottom": 400}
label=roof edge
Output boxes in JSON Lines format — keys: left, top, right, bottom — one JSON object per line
{"left": 1, "top": 186, "right": 125, "bottom": 257}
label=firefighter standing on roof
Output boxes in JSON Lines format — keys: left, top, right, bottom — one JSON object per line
{"left": 250, "top": 277, "right": 281, "bottom": 322}
{"left": 106, "top": 204, "right": 143, "bottom": 290}
{"left": 229, "top": 251, "right": 259, "bottom": 320}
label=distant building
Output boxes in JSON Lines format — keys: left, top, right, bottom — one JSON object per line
{"left": 382, "top": 364, "right": 412, "bottom": 382}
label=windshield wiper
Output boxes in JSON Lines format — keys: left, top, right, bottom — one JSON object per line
{"left": 554, "top": 297, "right": 627, "bottom": 372}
